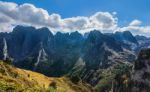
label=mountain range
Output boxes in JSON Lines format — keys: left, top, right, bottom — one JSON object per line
{"left": 0, "top": 25, "right": 150, "bottom": 92}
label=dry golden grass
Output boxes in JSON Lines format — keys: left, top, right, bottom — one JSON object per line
{"left": 0, "top": 61, "right": 93, "bottom": 92}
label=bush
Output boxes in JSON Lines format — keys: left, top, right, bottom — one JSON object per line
{"left": 49, "top": 81, "right": 57, "bottom": 89}
{"left": 70, "top": 76, "right": 80, "bottom": 84}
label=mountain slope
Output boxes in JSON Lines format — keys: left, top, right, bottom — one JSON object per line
{"left": 106, "top": 48, "right": 150, "bottom": 92}
{"left": 131, "top": 48, "right": 150, "bottom": 92}
{"left": 0, "top": 60, "right": 93, "bottom": 92}
{"left": 135, "top": 35, "right": 150, "bottom": 52}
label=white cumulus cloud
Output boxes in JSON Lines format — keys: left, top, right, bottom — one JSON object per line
{"left": 0, "top": 1, "right": 150, "bottom": 37}
{"left": 118, "top": 20, "right": 150, "bottom": 37}
{"left": 129, "top": 19, "right": 142, "bottom": 26}
{"left": 0, "top": 1, "right": 118, "bottom": 33}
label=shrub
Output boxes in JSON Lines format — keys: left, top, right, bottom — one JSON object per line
{"left": 49, "top": 81, "right": 57, "bottom": 89}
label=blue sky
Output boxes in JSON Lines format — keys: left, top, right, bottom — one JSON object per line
{"left": 3, "top": 0, "right": 150, "bottom": 26}
{"left": 0, "top": 0, "right": 150, "bottom": 36}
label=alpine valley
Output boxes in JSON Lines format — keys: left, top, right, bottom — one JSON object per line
{"left": 0, "top": 25, "right": 150, "bottom": 92}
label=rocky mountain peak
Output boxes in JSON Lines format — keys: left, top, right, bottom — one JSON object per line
{"left": 115, "top": 31, "right": 138, "bottom": 44}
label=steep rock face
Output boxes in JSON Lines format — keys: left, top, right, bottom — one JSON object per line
{"left": 0, "top": 33, "right": 9, "bottom": 59}
{"left": 72, "top": 31, "right": 135, "bottom": 86}
{"left": 47, "top": 32, "right": 84, "bottom": 76}
{"left": 83, "top": 30, "right": 123, "bottom": 69}
{"left": 6, "top": 26, "right": 54, "bottom": 76}
{"left": 132, "top": 48, "right": 150, "bottom": 92}
{"left": 8, "top": 25, "right": 53, "bottom": 59}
